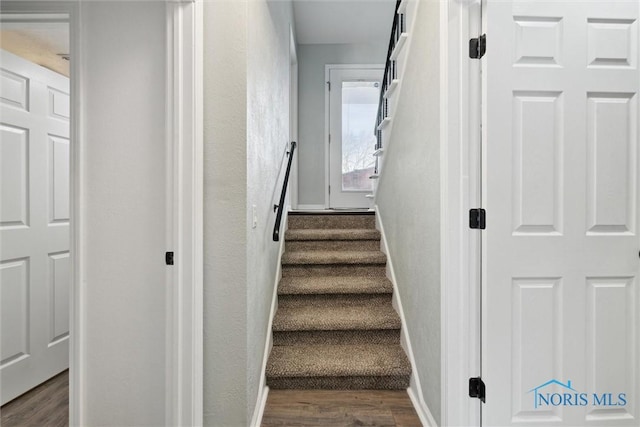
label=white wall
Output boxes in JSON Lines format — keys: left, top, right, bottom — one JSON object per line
{"left": 203, "top": 0, "right": 293, "bottom": 424}
{"left": 374, "top": 1, "right": 442, "bottom": 424}
{"left": 246, "top": 0, "right": 293, "bottom": 422}
{"left": 297, "top": 42, "right": 386, "bottom": 205}
{"left": 80, "top": 2, "right": 167, "bottom": 425}
{"left": 203, "top": 1, "right": 248, "bottom": 425}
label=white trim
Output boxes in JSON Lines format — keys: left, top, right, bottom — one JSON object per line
{"left": 289, "top": 25, "right": 299, "bottom": 210}
{"left": 166, "top": 1, "right": 204, "bottom": 426}
{"left": 441, "top": 0, "right": 478, "bottom": 425}
{"left": 251, "top": 210, "right": 288, "bottom": 427}
{"left": 408, "top": 387, "right": 438, "bottom": 427}
{"left": 375, "top": 206, "right": 438, "bottom": 427}
{"left": 295, "top": 204, "right": 326, "bottom": 211}
{"left": 250, "top": 386, "right": 271, "bottom": 427}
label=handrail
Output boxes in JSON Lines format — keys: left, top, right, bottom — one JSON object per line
{"left": 374, "top": 0, "right": 403, "bottom": 142}
{"left": 273, "top": 141, "right": 297, "bottom": 241}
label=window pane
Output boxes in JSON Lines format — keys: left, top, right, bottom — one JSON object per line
{"left": 341, "top": 81, "right": 379, "bottom": 191}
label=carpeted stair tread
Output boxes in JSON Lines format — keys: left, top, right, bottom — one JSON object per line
{"left": 282, "top": 250, "right": 386, "bottom": 265}
{"left": 266, "top": 375, "right": 410, "bottom": 390}
{"left": 266, "top": 344, "right": 411, "bottom": 378}
{"left": 285, "top": 228, "right": 380, "bottom": 241}
{"left": 273, "top": 329, "right": 400, "bottom": 346}
{"left": 278, "top": 276, "right": 393, "bottom": 295}
{"left": 288, "top": 214, "right": 376, "bottom": 230}
{"left": 272, "top": 298, "right": 400, "bottom": 331}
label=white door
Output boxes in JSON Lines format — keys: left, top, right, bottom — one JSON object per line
{"left": 483, "top": 1, "right": 640, "bottom": 425}
{"left": 328, "top": 66, "right": 383, "bottom": 209}
{"left": 1, "top": 49, "right": 70, "bottom": 404}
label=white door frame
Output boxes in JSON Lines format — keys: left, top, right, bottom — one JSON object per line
{"left": 440, "top": 0, "right": 481, "bottom": 426}
{"left": 0, "top": 1, "right": 203, "bottom": 425}
{"left": 165, "top": 1, "right": 204, "bottom": 426}
{"left": 324, "top": 64, "right": 383, "bottom": 209}
{"left": 289, "top": 25, "right": 299, "bottom": 210}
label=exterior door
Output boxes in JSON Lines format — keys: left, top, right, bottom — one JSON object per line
{"left": 483, "top": 1, "right": 640, "bottom": 425}
{"left": 1, "top": 49, "right": 70, "bottom": 404}
{"left": 328, "top": 66, "right": 383, "bottom": 209}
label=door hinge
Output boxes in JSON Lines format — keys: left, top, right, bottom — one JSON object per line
{"left": 327, "top": 81, "right": 331, "bottom": 91}
{"left": 165, "top": 251, "right": 174, "bottom": 266}
{"left": 329, "top": 134, "right": 331, "bottom": 144}
{"left": 469, "top": 208, "right": 486, "bottom": 229}
{"left": 469, "top": 34, "right": 487, "bottom": 59}
{"left": 329, "top": 185, "right": 331, "bottom": 195}
{"left": 469, "top": 377, "right": 486, "bottom": 402}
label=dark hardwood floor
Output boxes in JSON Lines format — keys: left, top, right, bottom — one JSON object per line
{"left": 261, "top": 390, "right": 422, "bottom": 426}
{"left": 1, "top": 370, "right": 69, "bottom": 427}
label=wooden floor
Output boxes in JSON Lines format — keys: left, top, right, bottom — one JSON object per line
{"left": 1, "top": 370, "right": 69, "bottom": 427}
{"left": 261, "top": 390, "right": 422, "bottom": 426}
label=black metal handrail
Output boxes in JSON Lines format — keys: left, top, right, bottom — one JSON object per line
{"left": 374, "top": 0, "right": 403, "bottom": 143}
{"left": 273, "top": 141, "right": 297, "bottom": 241}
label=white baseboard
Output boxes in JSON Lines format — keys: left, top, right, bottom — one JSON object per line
{"left": 250, "top": 211, "right": 288, "bottom": 427}
{"left": 408, "top": 386, "right": 438, "bottom": 427}
{"left": 375, "top": 205, "right": 438, "bottom": 427}
{"left": 250, "top": 386, "right": 270, "bottom": 427}
{"left": 295, "top": 204, "right": 325, "bottom": 210}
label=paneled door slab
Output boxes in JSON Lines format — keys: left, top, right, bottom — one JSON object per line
{"left": 1, "top": 49, "right": 70, "bottom": 405}
{"left": 484, "top": 1, "right": 639, "bottom": 425}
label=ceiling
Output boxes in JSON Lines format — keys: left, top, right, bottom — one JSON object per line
{"left": 293, "top": 0, "right": 395, "bottom": 45}
{"left": 0, "top": 17, "right": 70, "bottom": 77}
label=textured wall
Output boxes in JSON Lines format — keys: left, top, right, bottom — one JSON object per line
{"left": 374, "top": 0, "right": 442, "bottom": 423}
{"left": 203, "top": 1, "right": 249, "bottom": 425}
{"left": 81, "top": 2, "right": 167, "bottom": 425}
{"left": 246, "top": 0, "right": 293, "bottom": 422}
{"left": 204, "top": 0, "right": 293, "bottom": 424}
{"left": 297, "top": 42, "right": 386, "bottom": 205}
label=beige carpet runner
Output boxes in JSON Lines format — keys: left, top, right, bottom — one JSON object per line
{"left": 266, "top": 212, "right": 411, "bottom": 389}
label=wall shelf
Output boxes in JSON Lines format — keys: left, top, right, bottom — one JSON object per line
{"left": 390, "top": 33, "right": 408, "bottom": 60}
{"left": 383, "top": 80, "right": 399, "bottom": 99}
{"left": 398, "top": 0, "right": 408, "bottom": 14}
{"left": 376, "top": 117, "right": 391, "bottom": 131}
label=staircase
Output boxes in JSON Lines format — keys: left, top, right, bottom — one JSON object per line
{"left": 266, "top": 211, "right": 411, "bottom": 390}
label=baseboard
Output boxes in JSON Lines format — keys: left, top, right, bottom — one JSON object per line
{"left": 250, "top": 210, "right": 288, "bottom": 427}
{"left": 408, "top": 386, "right": 438, "bottom": 427}
{"left": 375, "top": 205, "right": 437, "bottom": 427}
{"left": 295, "top": 204, "right": 325, "bottom": 210}
{"left": 250, "top": 386, "right": 270, "bottom": 427}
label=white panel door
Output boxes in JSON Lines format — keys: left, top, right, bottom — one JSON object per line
{"left": 328, "top": 66, "right": 383, "bottom": 209}
{"left": 1, "top": 49, "right": 70, "bottom": 404}
{"left": 484, "top": 1, "right": 640, "bottom": 425}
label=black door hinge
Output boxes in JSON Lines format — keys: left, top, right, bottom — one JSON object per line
{"left": 469, "top": 377, "right": 486, "bottom": 402}
{"left": 469, "top": 208, "right": 486, "bottom": 229}
{"left": 165, "top": 251, "right": 174, "bottom": 266}
{"left": 469, "top": 34, "right": 487, "bottom": 59}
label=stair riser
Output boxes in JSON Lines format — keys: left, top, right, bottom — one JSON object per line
{"left": 273, "top": 329, "right": 400, "bottom": 346}
{"left": 288, "top": 215, "right": 376, "bottom": 230}
{"left": 266, "top": 375, "right": 410, "bottom": 390}
{"left": 286, "top": 240, "right": 380, "bottom": 252}
{"left": 277, "top": 293, "right": 392, "bottom": 308}
{"left": 282, "top": 265, "right": 387, "bottom": 278}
